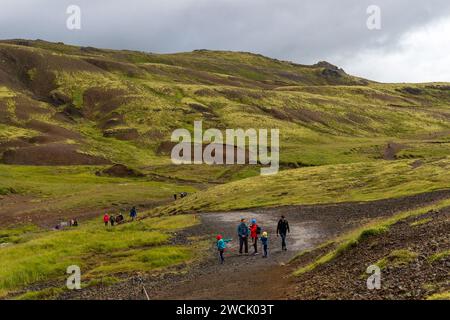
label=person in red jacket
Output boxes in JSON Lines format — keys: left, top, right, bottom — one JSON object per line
{"left": 103, "top": 213, "right": 110, "bottom": 227}
{"left": 249, "top": 218, "right": 260, "bottom": 255}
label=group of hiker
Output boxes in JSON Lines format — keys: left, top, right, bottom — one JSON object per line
{"left": 103, "top": 206, "right": 137, "bottom": 227}
{"left": 54, "top": 218, "right": 78, "bottom": 230}
{"left": 173, "top": 192, "right": 188, "bottom": 200}
{"left": 100, "top": 206, "right": 291, "bottom": 266}
{"left": 216, "top": 215, "right": 290, "bottom": 264}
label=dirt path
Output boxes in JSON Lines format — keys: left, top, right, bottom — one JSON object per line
{"left": 152, "top": 189, "right": 450, "bottom": 300}
{"left": 58, "top": 189, "right": 450, "bottom": 300}
{"left": 152, "top": 210, "right": 322, "bottom": 300}
{"left": 0, "top": 194, "right": 170, "bottom": 228}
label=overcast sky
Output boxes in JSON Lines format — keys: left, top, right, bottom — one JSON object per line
{"left": 1, "top": 0, "right": 450, "bottom": 83}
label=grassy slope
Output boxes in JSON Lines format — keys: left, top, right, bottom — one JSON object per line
{"left": 0, "top": 214, "right": 200, "bottom": 298}
{"left": 0, "top": 165, "right": 197, "bottom": 212}
{"left": 0, "top": 40, "right": 449, "bottom": 171}
{"left": 159, "top": 157, "right": 450, "bottom": 213}
{"left": 0, "top": 40, "right": 449, "bottom": 299}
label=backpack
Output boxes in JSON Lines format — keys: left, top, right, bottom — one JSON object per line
{"left": 256, "top": 226, "right": 262, "bottom": 235}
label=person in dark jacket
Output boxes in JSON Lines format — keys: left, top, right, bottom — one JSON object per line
{"left": 116, "top": 214, "right": 124, "bottom": 224}
{"left": 276, "top": 215, "right": 290, "bottom": 251}
{"left": 130, "top": 206, "right": 137, "bottom": 221}
{"left": 261, "top": 231, "right": 269, "bottom": 258}
{"left": 110, "top": 215, "right": 116, "bottom": 226}
{"left": 237, "top": 218, "right": 249, "bottom": 254}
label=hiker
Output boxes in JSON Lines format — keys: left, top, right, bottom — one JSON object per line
{"left": 249, "top": 218, "right": 260, "bottom": 255}
{"left": 115, "top": 213, "right": 124, "bottom": 224}
{"left": 261, "top": 231, "right": 269, "bottom": 258}
{"left": 276, "top": 215, "right": 290, "bottom": 251}
{"left": 173, "top": 193, "right": 177, "bottom": 200}
{"left": 110, "top": 214, "right": 116, "bottom": 227}
{"left": 216, "top": 235, "right": 232, "bottom": 264}
{"left": 237, "top": 218, "right": 249, "bottom": 255}
{"left": 130, "top": 206, "right": 137, "bottom": 221}
{"left": 103, "top": 213, "right": 110, "bottom": 227}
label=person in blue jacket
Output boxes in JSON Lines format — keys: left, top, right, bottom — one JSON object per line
{"left": 216, "top": 235, "right": 232, "bottom": 264}
{"left": 129, "top": 206, "right": 137, "bottom": 221}
{"left": 237, "top": 218, "right": 249, "bottom": 255}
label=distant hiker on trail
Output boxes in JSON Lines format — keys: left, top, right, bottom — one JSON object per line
{"left": 216, "top": 235, "right": 232, "bottom": 264}
{"left": 261, "top": 231, "right": 269, "bottom": 258}
{"left": 110, "top": 215, "right": 116, "bottom": 227}
{"left": 116, "top": 213, "right": 124, "bottom": 224}
{"left": 130, "top": 206, "right": 137, "bottom": 221}
{"left": 237, "top": 218, "right": 249, "bottom": 255}
{"left": 173, "top": 193, "right": 177, "bottom": 200}
{"left": 103, "top": 213, "right": 110, "bottom": 227}
{"left": 249, "top": 218, "right": 260, "bottom": 255}
{"left": 276, "top": 215, "right": 290, "bottom": 251}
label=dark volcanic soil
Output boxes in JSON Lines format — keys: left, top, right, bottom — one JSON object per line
{"left": 290, "top": 208, "right": 449, "bottom": 300}
{"left": 1, "top": 143, "right": 111, "bottom": 165}
{"left": 57, "top": 189, "right": 450, "bottom": 300}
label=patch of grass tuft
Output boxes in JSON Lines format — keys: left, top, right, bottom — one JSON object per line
{"left": 375, "top": 249, "right": 418, "bottom": 270}
{"left": 426, "top": 291, "right": 450, "bottom": 300}
{"left": 15, "top": 287, "right": 65, "bottom": 300}
{"left": 410, "top": 218, "right": 433, "bottom": 227}
{"left": 84, "top": 276, "right": 120, "bottom": 288}
{"left": 428, "top": 250, "right": 450, "bottom": 263}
